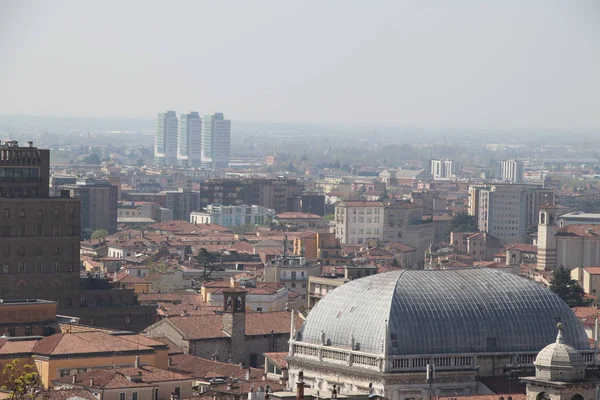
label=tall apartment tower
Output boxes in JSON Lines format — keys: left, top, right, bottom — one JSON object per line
{"left": 201, "top": 113, "right": 231, "bottom": 169}
{"left": 177, "top": 112, "right": 202, "bottom": 167}
{"left": 500, "top": 159, "right": 524, "bottom": 183}
{"left": 0, "top": 140, "right": 81, "bottom": 308}
{"left": 431, "top": 159, "right": 458, "bottom": 179}
{"left": 154, "top": 111, "right": 178, "bottom": 166}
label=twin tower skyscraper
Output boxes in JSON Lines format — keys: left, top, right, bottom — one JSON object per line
{"left": 154, "top": 111, "right": 231, "bottom": 169}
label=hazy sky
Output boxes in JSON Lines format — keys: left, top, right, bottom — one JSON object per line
{"left": 1, "top": 0, "right": 599, "bottom": 129}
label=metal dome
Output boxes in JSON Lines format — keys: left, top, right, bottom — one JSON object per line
{"left": 299, "top": 269, "right": 589, "bottom": 356}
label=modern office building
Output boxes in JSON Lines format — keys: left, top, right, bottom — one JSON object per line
{"left": 499, "top": 159, "right": 524, "bottom": 183}
{"left": 201, "top": 113, "right": 231, "bottom": 169}
{"left": 177, "top": 111, "right": 202, "bottom": 167}
{"left": 61, "top": 179, "right": 118, "bottom": 234}
{"left": 154, "top": 111, "right": 178, "bottom": 166}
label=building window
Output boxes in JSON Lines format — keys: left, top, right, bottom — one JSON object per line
{"left": 174, "top": 387, "right": 181, "bottom": 397}
{"left": 19, "top": 225, "right": 25, "bottom": 237}
{"left": 59, "top": 369, "right": 70, "bottom": 377}
{"left": 89, "top": 317, "right": 94, "bottom": 326}
{"left": 52, "top": 225, "right": 60, "bottom": 236}
{"left": 291, "top": 283, "right": 296, "bottom": 288}
{"left": 125, "top": 315, "right": 131, "bottom": 324}
{"left": 54, "top": 208, "right": 60, "bottom": 218}
{"left": 80, "top": 297, "right": 87, "bottom": 306}
{"left": 53, "top": 260, "right": 60, "bottom": 272}
{"left": 25, "top": 327, "right": 32, "bottom": 336}
{"left": 132, "top": 392, "right": 138, "bottom": 400}
{"left": 19, "top": 209, "right": 26, "bottom": 219}
{"left": 36, "top": 209, "right": 43, "bottom": 219}
{"left": 119, "top": 393, "right": 125, "bottom": 400}
{"left": 18, "top": 262, "right": 25, "bottom": 274}
{"left": 1, "top": 264, "right": 8, "bottom": 274}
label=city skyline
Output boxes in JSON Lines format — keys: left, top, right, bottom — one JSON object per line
{"left": 1, "top": 0, "right": 599, "bottom": 130}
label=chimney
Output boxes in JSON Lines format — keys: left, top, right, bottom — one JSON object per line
{"left": 134, "top": 355, "right": 141, "bottom": 368}
{"left": 296, "top": 371, "right": 304, "bottom": 400}
{"left": 168, "top": 357, "right": 172, "bottom": 367}
{"left": 245, "top": 368, "right": 251, "bottom": 381}
{"left": 89, "top": 377, "right": 94, "bottom": 387}
{"left": 72, "top": 375, "right": 76, "bottom": 384}
{"left": 279, "top": 368, "right": 289, "bottom": 385}
{"left": 28, "top": 141, "right": 33, "bottom": 148}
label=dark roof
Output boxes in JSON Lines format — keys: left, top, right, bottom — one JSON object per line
{"left": 299, "top": 269, "right": 590, "bottom": 356}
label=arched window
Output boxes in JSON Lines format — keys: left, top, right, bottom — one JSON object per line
{"left": 511, "top": 254, "right": 516, "bottom": 262}
{"left": 16, "top": 282, "right": 26, "bottom": 293}
{"left": 540, "top": 212, "right": 546, "bottom": 224}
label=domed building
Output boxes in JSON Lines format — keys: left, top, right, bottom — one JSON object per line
{"left": 287, "top": 269, "right": 592, "bottom": 400}
{"left": 521, "top": 324, "right": 596, "bottom": 400}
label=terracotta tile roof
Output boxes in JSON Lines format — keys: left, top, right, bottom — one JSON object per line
{"left": 557, "top": 224, "right": 600, "bottom": 237}
{"left": 385, "top": 242, "right": 416, "bottom": 252}
{"left": 338, "top": 201, "right": 383, "bottom": 207}
{"left": 53, "top": 366, "right": 191, "bottom": 389}
{"left": 505, "top": 243, "right": 537, "bottom": 253}
{"left": 155, "top": 311, "right": 301, "bottom": 340}
{"left": 264, "top": 352, "right": 288, "bottom": 369}
{"left": 169, "top": 354, "right": 263, "bottom": 380}
{"left": 42, "top": 389, "right": 97, "bottom": 400}
{"left": 32, "top": 332, "right": 155, "bottom": 356}
{"left": 584, "top": 267, "right": 600, "bottom": 275}
{"left": 572, "top": 306, "right": 600, "bottom": 327}
{"left": 150, "top": 220, "right": 230, "bottom": 234}
{"left": 0, "top": 338, "right": 37, "bottom": 355}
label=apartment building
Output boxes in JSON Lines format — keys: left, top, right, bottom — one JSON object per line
{"left": 431, "top": 159, "right": 459, "bottom": 179}
{"left": 190, "top": 204, "right": 275, "bottom": 228}
{"left": 334, "top": 201, "right": 384, "bottom": 245}
{"left": 470, "top": 183, "right": 555, "bottom": 242}
{"left": 61, "top": 178, "right": 118, "bottom": 234}
{"left": 499, "top": 159, "right": 524, "bottom": 183}
{"left": 154, "top": 111, "right": 178, "bottom": 166}
{"left": 263, "top": 255, "right": 321, "bottom": 306}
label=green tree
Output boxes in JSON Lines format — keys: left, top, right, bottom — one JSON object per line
{"left": 147, "top": 260, "right": 174, "bottom": 293}
{"left": 1, "top": 359, "right": 44, "bottom": 400}
{"left": 231, "top": 224, "right": 256, "bottom": 235}
{"left": 194, "top": 248, "right": 217, "bottom": 279}
{"left": 82, "top": 153, "right": 101, "bottom": 165}
{"left": 447, "top": 213, "right": 478, "bottom": 233}
{"left": 549, "top": 266, "right": 588, "bottom": 307}
{"left": 91, "top": 229, "right": 109, "bottom": 240}
{"left": 323, "top": 214, "right": 335, "bottom": 221}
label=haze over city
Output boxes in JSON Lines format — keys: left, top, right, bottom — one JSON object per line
{"left": 4, "top": 2, "right": 600, "bottom": 400}
{"left": 1, "top": 0, "right": 600, "bottom": 129}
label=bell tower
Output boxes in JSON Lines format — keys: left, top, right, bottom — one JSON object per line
{"left": 537, "top": 204, "right": 559, "bottom": 271}
{"left": 222, "top": 288, "right": 247, "bottom": 364}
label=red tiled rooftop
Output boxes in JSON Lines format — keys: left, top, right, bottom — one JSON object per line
{"left": 584, "top": 267, "right": 600, "bottom": 275}
{"left": 32, "top": 332, "right": 155, "bottom": 356}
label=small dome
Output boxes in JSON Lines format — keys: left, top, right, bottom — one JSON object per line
{"left": 534, "top": 324, "right": 586, "bottom": 382}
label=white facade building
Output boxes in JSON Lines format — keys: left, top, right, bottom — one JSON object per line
{"left": 190, "top": 204, "right": 275, "bottom": 228}
{"left": 201, "top": 113, "right": 231, "bottom": 169}
{"left": 431, "top": 159, "right": 458, "bottom": 179}
{"left": 154, "top": 111, "right": 178, "bottom": 166}
{"left": 500, "top": 159, "right": 524, "bottom": 183}
{"left": 177, "top": 112, "right": 202, "bottom": 167}
{"left": 334, "top": 201, "right": 385, "bottom": 245}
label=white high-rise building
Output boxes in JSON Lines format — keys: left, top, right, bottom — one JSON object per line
{"left": 431, "top": 159, "right": 458, "bottom": 179}
{"left": 177, "top": 112, "right": 202, "bottom": 167}
{"left": 154, "top": 111, "right": 178, "bottom": 166}
{"left": 201, "top": 113, "right": 231, "bottom": 169}
{"left": 500, "top": 159, "right": 524, "bottom": 183}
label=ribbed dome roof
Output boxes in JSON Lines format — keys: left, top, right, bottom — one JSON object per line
{"left": 299, "top": 269, "right": 589, "bottom": 356}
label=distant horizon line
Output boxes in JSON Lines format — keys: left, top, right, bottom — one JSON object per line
{"left": 0, "top": 113, "right": 598, "bottom": 132}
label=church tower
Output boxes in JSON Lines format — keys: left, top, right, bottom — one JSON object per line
{"left": 222, "top": 287, "right": 247, "bottom": 364}
{"left": 537, "top": 204, "right": 559, "bottom": 270}
{"left": 521, "top": 324, "right": 595, "bottom": 400}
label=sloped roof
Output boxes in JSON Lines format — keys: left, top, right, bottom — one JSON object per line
{"left": 32, "top": 332, "right": 155, "bottom": 356}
